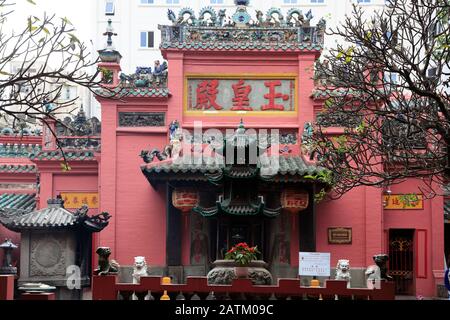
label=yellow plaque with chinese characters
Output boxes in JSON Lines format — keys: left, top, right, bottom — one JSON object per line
{"left": 60, "top": 192, "right": 99, "bottom": 209}
{"left": 383, "top": 194, "right": 423, "bottom": 210}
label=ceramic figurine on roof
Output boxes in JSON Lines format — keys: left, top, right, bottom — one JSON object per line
{"left": 198, "top": 7, "right": 218, "bottom": 27}
{"left": 168, "top": 120, "right": 180, "bottom": 141}
{"left": 168, "top": 9, "right": 177, "bottom": 25}
{"left": 152, "top": 60, "right": 168, "bottom": 86}
{"left": 159, "top": 3, "right": 325, "bottom": 51}
{"left": 119, "top": 62, "right": 168, "bottom": 88}
{"left": 286, "top": 9, "right": 304, "bottom": 27}
{"left": 177, "top": 8, "right": 197, "bottom": 26}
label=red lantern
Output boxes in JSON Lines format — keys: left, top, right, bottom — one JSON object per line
{"left": 281, "top": 189, "right": 309, "bottom": 212}
{"left": 281, "top": 189, "right": 309, "bottom": 233}
{"left": 172, "top": 188, "right": 199, "bottom": 233}
{"left": 172, "top": 189, "right": 199, "bottom": 213}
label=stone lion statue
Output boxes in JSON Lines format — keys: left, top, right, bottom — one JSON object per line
{"left": 94, "top": 247, "right": 120, "bottom": 276}
{"left": 365, "top": 254, "right": 392, "bottom": 289}
{"left": 335, "top": 259, "right": 351, "bottom": 288}
{"left": 132, "top": 256, "right": 148, "bottom": 284}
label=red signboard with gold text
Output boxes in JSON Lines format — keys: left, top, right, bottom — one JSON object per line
{"left": 185, "top": 75, "right": 297, "bottom": 115}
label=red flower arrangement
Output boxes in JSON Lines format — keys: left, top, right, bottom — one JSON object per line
{"left": 224, "top": 242, "right": 260, "bottom": 266}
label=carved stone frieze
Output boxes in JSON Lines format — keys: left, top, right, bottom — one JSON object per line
{"left": 119, "top": 112, "right": 165, "bottom": 127}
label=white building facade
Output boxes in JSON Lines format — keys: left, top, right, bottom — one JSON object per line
{"left": 93, "top": 0, "right": 390, "bottom": 72}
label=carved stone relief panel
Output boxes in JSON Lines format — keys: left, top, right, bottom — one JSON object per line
{"left": 29, "top": 233, "right": 67, "bottom": 277}
{"left": 118, "top": 112, "right": 165, "bottom": 127}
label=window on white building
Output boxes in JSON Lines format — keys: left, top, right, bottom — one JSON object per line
{"left": 357, "top": 0, "right": 371, "bottom": 3}
{"left": 140, "top": 31, "right": 154, "bottom": 48}
{"left": 140, "top": 0, "right": 154, "bottom": 4}
{"left": 283, "top": 0, "right": 297, "bottom": 4}
{"left": 105, "top": 1, "right": 115, "bottom": 15}
{"left": 384, "top": 72, "right": 398, "bottom": 84}
{"left": 166, "top": 0, "right": 179, "bottom": 4}
{"left": 211, "top": 0, "right": 224, "bottom": 4}
{"left": 65, "top": 87, "right": 71, "bottom": 100}
{"left": 310, "top": 0, "right": 324, "bottom": 3}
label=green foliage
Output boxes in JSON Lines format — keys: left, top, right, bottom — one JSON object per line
{"left": 304, "top": 169, "right": 334, "bottom": 185}
{"left": 337, "top": 46, "right": 354, "bottom": 64}
{"left": 314, "top": 188, "right": 327, "bottom": 203}
{"left": 355, "top": 121, "right": 367, "bottom": 135}
{"left": 100, "top": 68, "right": 113, "bottom": 84}
{"left": 333, "top": 135, "right": 349, "bottom": 153}
{"left": 60, "top": 161, "right": 72, "bottom": 172}
{"left": 397, "top": 193, "right": 420, "bottom": 207}
{"left": 224, "top": 242, "right": 260, "bottom": 266}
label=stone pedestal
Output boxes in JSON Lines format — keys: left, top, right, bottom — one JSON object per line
{"left": 207, "top": 260, "right": 272, "bottom": 285}
{"left": 21, "top": 292, "right": 56, "bottom": 300}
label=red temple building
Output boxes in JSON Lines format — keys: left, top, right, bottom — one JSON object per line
{"left": 0, "top": 2, "right": 448, "bottom": 299}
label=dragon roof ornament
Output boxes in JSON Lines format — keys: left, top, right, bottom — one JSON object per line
{"left": 160, "top": 3, "right": 326, "bottom": 51}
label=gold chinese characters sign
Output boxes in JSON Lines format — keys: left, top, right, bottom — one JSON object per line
{"left": 60, "top": 193, "right": 99, "bottom": 209}
{"left": 383, "top": 194, "right": 423, "bottom": 210}
{"left": 328, "top": 228, "right": 352, "bottom": 244}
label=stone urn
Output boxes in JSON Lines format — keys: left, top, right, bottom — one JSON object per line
{"left": 207, "top": 260, "right": 272, "bottom": 285}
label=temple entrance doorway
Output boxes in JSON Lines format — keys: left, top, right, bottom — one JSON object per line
{"left": 388, "top": 229, "right": 415, "bottom": 295}
{"left": 209, "top": 216, "right": 269, "bottom": 261}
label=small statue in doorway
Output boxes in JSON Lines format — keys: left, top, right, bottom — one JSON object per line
{"left": 94, "top": 247, "right": 120, "bottom": 276}
{"left": 335, "top": 259, "right": 351, "bottom": 288}
{"left": 132, "top": 256, "right": 148, "bottom": 284}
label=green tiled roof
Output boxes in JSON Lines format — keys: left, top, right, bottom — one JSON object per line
{"left": 97, "top": 87, "right": 171, "bottom": 98}
{"left": 160, "top": 42, "right": 323, "bottom": 52}
{"left": 142, "top": 155, "right": 223, "bottom": 174}
{"left": 124, "top": 87, "right": 171, "bottom": 97}
{"left": 275, "top": 156, "right": 324, "bottom": 175}
{"left": 29, "top": 150, "right": 96, "bottom": 161}
{"left": 0, "top": 143, "right": 42, "bottom": 158}
{"left": 0, "top": 193, "right": 36, "bottom": 211}
{"left": 4, "top": 205, "right": 77, "bottom": 230}
{"left": 0, "top": 164, "right": 36, "bottom": 173}
{"left": 142, "top": 155, "right": 326, "bottom": 182}
{"left": 0, "top": 199, "right": 111, "bottom": 232}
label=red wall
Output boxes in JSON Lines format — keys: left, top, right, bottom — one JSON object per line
{"left": 115, "top": 134, "right": 167, "bottom": 265}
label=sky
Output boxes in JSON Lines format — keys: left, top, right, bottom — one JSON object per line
{"left": 8, "top": 0, "right": 95, "bottom": 49}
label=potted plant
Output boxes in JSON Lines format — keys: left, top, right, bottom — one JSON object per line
{"left": 225, "top": 242, "right": 260, "bottom": 278}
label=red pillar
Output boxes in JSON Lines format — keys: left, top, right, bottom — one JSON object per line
{"left": 166, "top": 52, "right": 184, "bottom": 124}
{"left": 98, "top": 101, "right": 118, "bottom": 257}
{"left": 430, "top": 182, "right": 445, "bottom": 294}
{"left": 0, "top": 275, "right": 14, "bottom": 300}
{"left": 365, "top": 186, "right": 384, "bottom": 266}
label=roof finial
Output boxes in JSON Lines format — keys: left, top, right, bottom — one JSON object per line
{"left": 103, "top": 19, "right": 117, "bottom": 50}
